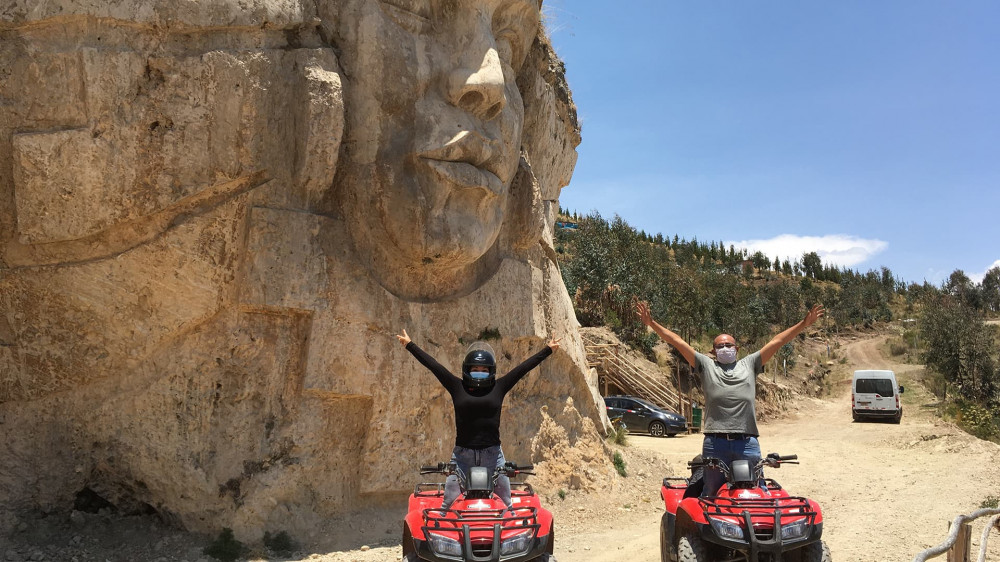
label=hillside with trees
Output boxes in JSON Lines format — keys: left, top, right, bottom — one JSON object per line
{"left": 554, "top": 210, "right": 1000, "bottom": 440}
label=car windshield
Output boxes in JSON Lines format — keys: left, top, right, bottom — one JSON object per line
{"left": 856, "top": 378, "right": 895, "bottom": 396}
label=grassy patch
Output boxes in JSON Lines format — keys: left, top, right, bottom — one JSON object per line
{"left": 606, "top": 419, "right": 629, "bottom": 446}
{"left": 613, "top": 451, "right": 627, "bottom": 477}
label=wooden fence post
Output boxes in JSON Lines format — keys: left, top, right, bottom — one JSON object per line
{"left": 946, "top": 521, "right": 971, "bottom": 562}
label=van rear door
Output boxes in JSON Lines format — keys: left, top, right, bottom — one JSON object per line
{"left": 855, "top": 377, "right": 896, "bottom": 413}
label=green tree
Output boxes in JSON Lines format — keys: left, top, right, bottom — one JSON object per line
{"left": 920, "top": 295, "right": 999, "bottom": 405}
{"left": 981, "top": 266, "right": 1000, "bottom": 314}
{"left": 801, "top": 252, "right": 822, "bottom": 279}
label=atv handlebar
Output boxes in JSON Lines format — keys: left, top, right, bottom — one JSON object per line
{"left": 767, "top": 453, "right": 797, "bottom": 462}
{"left": 419, "top": 462, "right": 457, "bottom": 475}
{"left": 418, "top": 461, "right": 535, "bottom": 477}
{"left": 687, "top": 453, "right": 800, "bottom": 472}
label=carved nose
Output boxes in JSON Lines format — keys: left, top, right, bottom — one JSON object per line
{"left": 448, "top": 48, "right": 507, "bottom": 121}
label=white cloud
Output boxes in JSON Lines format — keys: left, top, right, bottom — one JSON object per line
{"left": 969, "top": 259, "right": 1000, "bottom": 284}
{"left": 726, "top": 234, "right": 888, "bottom": 269}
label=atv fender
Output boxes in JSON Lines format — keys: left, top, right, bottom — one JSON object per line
{"left": 676, "top": 497, "right": 709, "bottom": 525}
{"left": 403, "top": 511, "right": 427, "bottom": 541}
{"left": 807, "top": 499, "right": 825, "bottom": 526}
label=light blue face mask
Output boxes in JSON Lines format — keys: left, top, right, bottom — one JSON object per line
{"left": 469, "top": 371, "right": 491, "bottom": 380}
{"left": 716, "top": 346, "right": 738, "bottom": 365}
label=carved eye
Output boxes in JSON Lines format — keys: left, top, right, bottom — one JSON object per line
{"left": 495, "top": 31, "right": 519, "bottom": 69}
{"left": 492, "top": 3, "right": 538, "bottom": 72}
{"left": 378, "top": 0, "right": 433, "bottom": 34}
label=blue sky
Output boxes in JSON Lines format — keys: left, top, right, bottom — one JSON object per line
{"left": 544, "top": 1, "right": 1000, "bottom": 286}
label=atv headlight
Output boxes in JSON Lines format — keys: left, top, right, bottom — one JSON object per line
{"left": 500, "top": 532, "right": 532, "bottom": 556}
{"left": 709, "top": 518, "right": 744, "bottom": 540}
{"left": 780, "top": 520, "right": 809, "bottom": 540}
{"left": 428, "top": 533, "right": 463, "bottom": 557}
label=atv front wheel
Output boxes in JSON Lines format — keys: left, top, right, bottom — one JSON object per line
{"left": 789, "top": 540, "right": 832, "bottom": 562}
{"left": 677, "top": 533, "right": 709, "bottom": 562}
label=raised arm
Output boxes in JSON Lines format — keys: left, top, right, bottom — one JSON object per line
{"left": 636, "top": 301, "right": 695, "bottom": 367}
{"left": 496, "top": 336, "right": 560, "bottom": 391}
{"left": 396, "top": 329, "right": 460, "bottom": 391}
{"left": 759, "top": 304, "right": 825, "bottom": 364}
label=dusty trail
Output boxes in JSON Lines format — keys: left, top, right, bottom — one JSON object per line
{"left": 613, "top": 336, "right": 1000, "bottom": 562}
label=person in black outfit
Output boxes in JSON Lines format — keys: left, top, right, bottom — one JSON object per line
{"left": 396, "top": 329, "right": 561, "bottom": 512}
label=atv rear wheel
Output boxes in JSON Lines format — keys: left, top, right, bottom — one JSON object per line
{"left": 677, "top": 533, "right": 709, "bottom": 562}
{"left": 649, "top": 421, "right": 666, "bottom": 437}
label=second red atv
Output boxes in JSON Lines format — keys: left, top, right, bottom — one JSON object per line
{"left": 660, "top": 453, "right": 831, "bottom": 562}
{"left": 402, "top": 461, "right": 556, "bottom": 562}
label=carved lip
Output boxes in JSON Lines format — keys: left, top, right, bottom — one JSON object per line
{"left": 417, "top": 131, "right": 508, "bottom": 195}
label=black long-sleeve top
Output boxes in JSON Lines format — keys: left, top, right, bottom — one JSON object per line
{"left": 405, "top": 342, "right": 553, "bottom": 449}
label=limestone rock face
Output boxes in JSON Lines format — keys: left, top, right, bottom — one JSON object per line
{"left": 0, "top": 0, "right": 602, "bottom": 541}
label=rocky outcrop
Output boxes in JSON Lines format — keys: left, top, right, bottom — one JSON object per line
{"left": 0, "top": 0, "right": 605, "bottom": 543}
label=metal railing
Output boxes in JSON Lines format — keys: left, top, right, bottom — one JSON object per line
{"left": 912, "top": 508, "right": 1000, "bottom": 562}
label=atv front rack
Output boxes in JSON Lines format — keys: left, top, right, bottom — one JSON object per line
{"left": 420, "top": 507, "right": 541, "bottom": 561}
{"left": 701, "top": 494, "right": 817, "bottom": 530}
{"left": 698, "top": 495, "right": 820, "bottom": 558}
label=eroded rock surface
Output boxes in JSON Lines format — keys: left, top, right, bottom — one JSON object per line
{"left": 0, "top": 0, "right": 601, "bottom": 543}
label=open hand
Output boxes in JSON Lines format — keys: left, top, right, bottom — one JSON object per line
{"left": 804, "top": 304, "right": 825, "bottom": 327}
{"left": 547, "top": 336, "right": 562, "bottom": 352}
{"left": 635, "top": 301, "right": 653, "bottom": 327}
{"left": 396, "top": 329, "right": 411, "bottom": 347}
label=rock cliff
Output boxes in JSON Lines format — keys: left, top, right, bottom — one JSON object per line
{"left": 0, "top": 0, "right": 606, "bottom": 542}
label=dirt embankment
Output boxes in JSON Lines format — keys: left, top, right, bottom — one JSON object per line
{"left": 2, "top": 335, "right": 999, "bottom": 562}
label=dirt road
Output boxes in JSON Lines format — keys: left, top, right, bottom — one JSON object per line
{"left": 570, "top": 336, "right": 1000, "bottom": 562}
{"left": 4, "top": 336, "right": 999, "bottom": 562}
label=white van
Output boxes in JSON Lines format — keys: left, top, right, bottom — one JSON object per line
{"left": 852, "top": 370, "right": 904, "bottom": 423}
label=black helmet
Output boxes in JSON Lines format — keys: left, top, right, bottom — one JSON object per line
{"left": 462, "top": 341, "right": 497, "bottom": 389}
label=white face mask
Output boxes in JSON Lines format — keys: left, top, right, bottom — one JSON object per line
{"left": 715, "top": 346, "right": 738, "bottom": 364}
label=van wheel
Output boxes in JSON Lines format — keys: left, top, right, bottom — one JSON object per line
{"left": 893, "top": 410, "right": 902, "bottom": 424}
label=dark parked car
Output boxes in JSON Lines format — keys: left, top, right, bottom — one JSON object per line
{"left": 604, "top": 395, "right": 686, "bottom": 437}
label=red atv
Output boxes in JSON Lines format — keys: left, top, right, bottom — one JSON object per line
{"left": 402, "top": 461, "right": 556, "bottom": 562}
{"left": 659, "top": 453, "right": 831, "bottom": 562}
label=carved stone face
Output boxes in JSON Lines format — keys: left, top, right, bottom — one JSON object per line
{"left": 322, "top": 0, "right": 541, "bottom": 301}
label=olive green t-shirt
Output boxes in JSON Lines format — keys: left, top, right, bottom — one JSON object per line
{"left": 694, "top": 351, "right": 763, "bottom": 435}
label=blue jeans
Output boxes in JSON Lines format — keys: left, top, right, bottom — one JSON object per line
{"left": 701, "top": 435, "right": 762, "bottom": 497}
{"left": 443, "top": 445, "right": 511, "bottom": 510}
